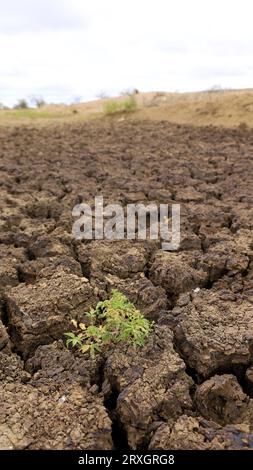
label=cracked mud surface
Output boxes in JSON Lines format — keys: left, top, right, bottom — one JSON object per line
{"left": 0, "top": 119, "right": 253, "bottom": 450}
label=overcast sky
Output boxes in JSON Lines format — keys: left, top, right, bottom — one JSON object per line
{"left": 0, "top": 0, "right": 252, "bottom": 106}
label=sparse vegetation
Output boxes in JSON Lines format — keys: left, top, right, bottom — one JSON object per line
{"left": 31, "top": 96, "right": 46, "bottom": 108}
{"left": 14, "top": 99, "right": 29, "bottom": 109}
{"left": 104, "top": 100, "right": 121, "bottom": 114}
{"left": 1, "top": 90, "right": 253, "bottom": 127}
{"left": 123, "top": 95, "right": 138, "bottom": 111}
{"left": 8, "top": 109, "right": 64, "bottom": 119}
{"left": 65, "top": 289, "right": 153, "bottom": 358}
{"left": 104, "top": 96, "right": 137, "bottom": 115}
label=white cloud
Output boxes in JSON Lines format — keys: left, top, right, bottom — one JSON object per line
{"left": 0, "top": 0, "right": 253, "bottom": 105}
{"left": 0, "top": 0, "right": 87, "bottom": 32}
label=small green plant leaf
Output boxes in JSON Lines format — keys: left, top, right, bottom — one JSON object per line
{"left": 65, "top": 290, "right": 153, "bottom": 357}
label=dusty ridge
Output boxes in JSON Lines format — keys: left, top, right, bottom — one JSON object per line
{"left": 2, "top": 89, "right": 253, "bottom": 128}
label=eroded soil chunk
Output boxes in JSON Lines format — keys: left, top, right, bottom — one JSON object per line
{"left": 104, "top": 325, "right": 193, "bottom": 449}
{"left": 0, "top": 383, "right": 112, "bottom": 450}
{"left": 173, "top": 289, "right": 253, "bottom": 377}
{"left": 5, "top": 269, "right": 97, "bottom": 356}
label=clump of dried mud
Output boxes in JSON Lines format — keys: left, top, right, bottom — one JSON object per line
{"left": 0, "top": 120, "right": 253, "bottom": 449}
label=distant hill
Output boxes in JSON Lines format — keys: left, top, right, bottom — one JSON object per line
{"left": 1, "top": 89, "right": 253, "bottom": 128}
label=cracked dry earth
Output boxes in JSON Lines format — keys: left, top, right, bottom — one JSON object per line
{"left": 0, "top": 119, "right": 253, "bottom": 450}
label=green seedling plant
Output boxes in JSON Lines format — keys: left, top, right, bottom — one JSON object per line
{"left": 65, "top": 289, "right": 153, "bottom": 358}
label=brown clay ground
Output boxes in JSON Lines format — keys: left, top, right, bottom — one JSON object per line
{"left": 0, "top": 118, "right": 253, "bottom": 450}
